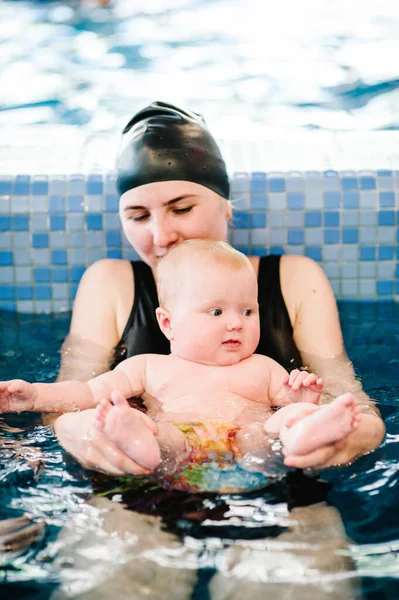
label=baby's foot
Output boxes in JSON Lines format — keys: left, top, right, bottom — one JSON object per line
{"left": 95, "top": 391, "right": 161, "bottom": 470}
{"left": 281, "top": 393, "right": 361, "bottom": 457}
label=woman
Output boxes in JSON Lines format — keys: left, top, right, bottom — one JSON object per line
{"left": 53, "top": 101, "right": 385, "bottom": 475}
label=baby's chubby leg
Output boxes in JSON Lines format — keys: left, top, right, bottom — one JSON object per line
{"left": 266, "top": 393, "right": 361, "bottom": 457}
{"left": 95, "top": 391, "right": 161, "bottom": 471}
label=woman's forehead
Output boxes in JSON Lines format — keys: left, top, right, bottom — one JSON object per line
{"left": 119, "top": 180, "right": 216, "bottom": 208}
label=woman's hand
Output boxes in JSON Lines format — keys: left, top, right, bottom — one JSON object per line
{"left": 283, "top": 411, "right": 385, "bottom": 469}
{"left": 54, "top": 409, "right": 155, "bottom": 476}
{"left": 0, "top": 380, "right": 37, "bottom": 413}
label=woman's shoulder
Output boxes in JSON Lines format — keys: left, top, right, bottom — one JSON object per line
{"left": 82, "top": 258, "right": 134, "bottom": 282}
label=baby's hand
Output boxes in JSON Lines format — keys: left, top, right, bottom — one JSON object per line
{"left": 283, "top": 369, "right": 324, "bottom": 404}
{"left": 0, "top": 380, "right": 37, "bottom": 413}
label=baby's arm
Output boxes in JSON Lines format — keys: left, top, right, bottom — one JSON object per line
{"left": 0, "top": 355, "right": 147, "bottom": 414}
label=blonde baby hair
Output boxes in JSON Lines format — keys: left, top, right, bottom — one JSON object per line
{"left": 156, "top": 239, "right": 252, "bottom": 309}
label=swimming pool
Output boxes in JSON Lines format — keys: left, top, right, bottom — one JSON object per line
{"left": 0, "top": 302, "right": 398, "bottom": 599}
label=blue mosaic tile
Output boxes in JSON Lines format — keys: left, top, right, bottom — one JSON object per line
{"left": 286, "top": 175, "right": 304, "bottom": 192}
{"left": 67, "top": 195, "right": 84, "bottom": 212}
{"left": 233, "top": 230, "right": 249, "bottom": 246}
{"left": 305, "top": 230, "right": 323, "bottom": 245}
{"left": 34, "top": 268, "right": 51, "bottom": 283}
{"left": 31, "top": 178, "right": 49, "bottom": 195}
{"left": 341, "top": 177, "right": 358, "bottom": 190}
{"left": 377, "top": 281, "right": 394, "bottom": 296}
{"left": 49, "top": 177, "right": 66, "bottom": 195}
{"left": 305, "top": 247, "right": 321, "bottom": 261}
{"left": 104, "top": 214, "right": 120, "bottom": 229}
{"left": 0, "top": 179, "right": 12, "bottom": 195}
{"left": 50, "top": 216, "right": 66, "bottom": 231}
{"left": 396, "top": 264, "right": 399, "bottom": 279}
{"left": 250, "top": 172, "right": 267, "bottom": 193}
{"left": 324, "top": 192, "right": 340, "bottom": 208}
{"left": 0, "top": 252, "right": 13, "bottom": 266}
{"left": 86, "top": 214, "right": 103, "bottom": 230}
{"left": 287, "top": 193, "right": 304, "bottom": 210}
{"left": 68, "top": 175, "right": 85, "bottom": 195}
{"left": 69, "top": 231, "right": 85, "bottom": 247}
{"left": 359, "top": 175, "right": 376, "bottom": 190}
{"left": 0, "top": 216, "right": 10, "bottom": 231}
{"left": 377, "top": 262, "right": 394, "bottom": 278}
{"left": 14, "top": 250, "right": 31, "bottom": 266}
{"left": 324, "top": 230, "right": 340, "bottom": 244}
{"left": 233, "top": 212, "right": 250, "bottom": 229}
{"left": 105, "top": 174, "right": 117, "bottom": 194}
{"left": 378, "top": 211, "right": 395, "bottom": 226}
{"left": 359, "top": 263, "right": 376, "bottom": 278}
{"left": 359, "top": 228, "right": 377, "bottom": 244}
{"left": 49, "top": 196, "right": 65, "bottom": 212}
{"left": 270, "top": 230, "right": 286, "bottom": 245}
{"left": 379, "top": 192, "right": 395, "bottom": 207}
{"left": 324, "top": 212, "right": 339, "bottom": 227}
{"left": 250, "top": 229, "right": 267, "bottom": 245}
{"left": 231, "top": 173, "right": 250, "bottom": 193}
{"left": 305, "top": 211, "right": 322, "bottom": 227}
{"left": 16, "top": 286, "right": 33, "bottom": 300}
{"left": 269, "top": 247, "right": 285, "bottom": 255}
{"left": 86, "top": 175, "right": 103, "bottom": 195}
{"left": 268, "top": 177, "right": 285, "bottom": 193}
{"left": 11, "top": 215, "right": 29, "bottom": 231}
{"left": 52, "top": 250, "right": 67, "bottom": 265}
{"left": 379, "top": 227, "right": 395, "bottom": 243}
{"left": 342, "top": 246, "right": 358, "bottom": 261}
{"left": 360, "top": 247, "right": 375, "bottom": 261}
{"left": 250, "top": 247, "right": 267, "bottom": 256}
{"left": 341, "top": 263, "right": 357, "bottom": 279}
{"left": 35, "top": 286, "right": 52, "bottom": 301}
{"left": 287, "top": 212, "right": 304, "bottom": 227}
{"left": 343, "top": 192, "right": 359, "bottom": 209}
{"left": 288, "top": 230, "right": 304, "bottom": 245}
{"left": 105, "top": 194, "right": 119, "bottom": 212}
{"left": 268, "top": 193, "right": 286, "bottom": 210}
{"left": 70, "top": 266, "right": 85, "bottom": 283}
{"left": 323, "top": 246, "right": 340, "bottom": 261}
{"left": 33, "top": 233, "right": 49, "bottom": 248}
{"left": 52, "top": 268, "right": 69, "bottom": 283}
{"left": 342, "top": 212, "right": 359, "bottom": 227}
{"left": 13, "top": 175, "right": 30, "bottom": 195}
{"left": 106, "top": 231, "right": 122, "bottom": 247}
{"left": 378, "top": 246, "right": 394, "bottom": 261}
{"left": 360, "top": 211, "right": 377, "bottom": 226}
{"left": 342, "top": 229, "right": 358, "bottom": 244}
{"left": 0, "top": 286, "right": 14, "bottom": 300}
{"left": 251, "top": 194, "right": 267, "bottom": 210}
{"left": 0, "top": 267, "right": 13, "bottom": 283}
{"left": 15, "top": 267, "right": 32, "bottom": 283}
{"left": 107, "top": 249, "right": 123, "bottom": 259}
{"left": 68, "top": 214, "right": 85, "bottom": 230}
{"left": 268, "top": 212, "right": 285, "bottom": 228}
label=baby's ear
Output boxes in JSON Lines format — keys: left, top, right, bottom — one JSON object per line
{"left": 155, "top": 307, "right": 173, "bottom": 340}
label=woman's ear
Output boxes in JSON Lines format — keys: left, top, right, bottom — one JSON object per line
{"left": 225, "top": 200, "right": 233, "bottom": 221}
{"left": 155, "top": 307, "right": 173, "bottom": 341}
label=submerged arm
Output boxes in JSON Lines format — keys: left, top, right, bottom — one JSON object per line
{"left": 281, "top": 256, "right": 385, "bottom": 467}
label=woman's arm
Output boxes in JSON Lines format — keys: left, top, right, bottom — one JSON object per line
{"left": 57, "top": 259, "right": 134, "bottom": 382}
{"left": 280, "top": 255, "right": 386, "bottom": 467}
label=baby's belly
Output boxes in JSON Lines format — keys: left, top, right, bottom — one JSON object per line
{"left": 157, "top": 393, "right": 272, "bottom": 424}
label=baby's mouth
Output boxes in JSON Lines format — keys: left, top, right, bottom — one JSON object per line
{"left": 222, "top": 339, "right": 241, "bottom": 347}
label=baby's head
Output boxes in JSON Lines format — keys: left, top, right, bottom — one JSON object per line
{"left": 155, "top": 240, "right": 260, "bottom": 366}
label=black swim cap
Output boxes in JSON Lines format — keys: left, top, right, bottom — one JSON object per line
{"left": 116, "top": 101, "right": 230, "bottom": 199}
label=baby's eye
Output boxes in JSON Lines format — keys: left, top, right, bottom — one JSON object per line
{"left": 242, "top": 309, "right": 252, "bottom": 316}
{"left": 209, "top": 308, "right": 223, "bottom": 317}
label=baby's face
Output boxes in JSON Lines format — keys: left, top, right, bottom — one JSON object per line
{"left": 169, "top": 263, "right": 260, "bottom": 366}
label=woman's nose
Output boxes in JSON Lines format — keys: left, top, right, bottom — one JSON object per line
{"left": 152, "top": 218, "right": 178, "bottom": 247}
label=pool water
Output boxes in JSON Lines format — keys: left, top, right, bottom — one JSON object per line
{"left": 1, "top": 0, "right": 399, "bottom": 135}
{"left": 0, "top": 303, "right": 398, "bottom": 599}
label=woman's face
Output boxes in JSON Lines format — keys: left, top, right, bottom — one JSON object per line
{"left": 119, "top": 181, "right": 232, "bottom": 270}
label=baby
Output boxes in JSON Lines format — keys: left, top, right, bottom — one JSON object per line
{"left": 0, "top": 240, "right": 360, "bottom": 488}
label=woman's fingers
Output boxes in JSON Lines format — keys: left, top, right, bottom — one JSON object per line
{"left": 84, "top": 427, "right": 153, "bottom": 476}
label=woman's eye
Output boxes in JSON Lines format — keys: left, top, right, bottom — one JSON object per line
{"left": 209, "top": 309, "right": 222, "bottom": 317}
{"left": 173, "top": 206, "right": 193, "bottom": 215}
{"left": 131, "top": 214, "right": 149, "bottom": 222}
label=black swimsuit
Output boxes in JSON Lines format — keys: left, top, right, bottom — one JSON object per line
{"left": 112, "top": 255, "right": 302, "bottom": 371}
